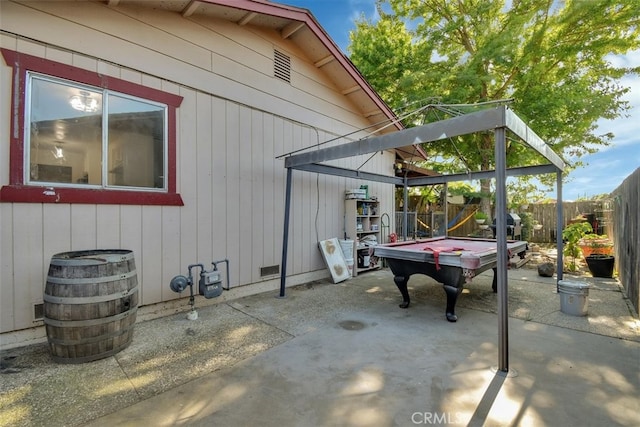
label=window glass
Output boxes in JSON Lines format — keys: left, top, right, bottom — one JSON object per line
{"left": 29, "top": 77, "right": 102, "bottom": 185}
{"left": 27, "top": 73, "right": 167, "bottom": 190}
{"left": 107, "top": 94, "right": 165, "bottom": 188}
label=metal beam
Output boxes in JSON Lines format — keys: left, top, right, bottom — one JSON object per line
{"left": 505, "top": 108, "right": 566, "bottom": 171}
{"left": 290, "top": 161, "right": 560, "bottom": 190}
{"left": 284, "top": 108, "right": 504, "bottom": 168}
{"left": 292, "top": 163, "right": 403, "bottom": 185}
{"left": 406, "top": 164, "right": 559, "bottom": 187}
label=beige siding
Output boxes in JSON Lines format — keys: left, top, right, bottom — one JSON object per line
{"left": 0, "top": 1, "right": 396, "bottom": 335}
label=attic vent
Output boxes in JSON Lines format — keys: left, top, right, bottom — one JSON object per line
{"left": 274, "top": 50, "right": 291, "bottom": 83}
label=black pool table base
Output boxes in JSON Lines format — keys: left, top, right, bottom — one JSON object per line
{"left": 390, "top": 261, "right": 499, "bottom": 322}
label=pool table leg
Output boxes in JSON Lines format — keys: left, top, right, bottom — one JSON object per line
{"left": 393, "top": 275, "right": 411, "bottom": 308}
{"left": 491, "top": 267, "right": 498, "bottom": 292}
{"left": 443, "top": 285, "right": 462, "bottom": 322}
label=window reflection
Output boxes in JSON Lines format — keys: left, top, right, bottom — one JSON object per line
{"left": 27, "top": 74, "right": 166, "bottom": 190}
{"left": 29, "top": 78, "right": 102, "bottom": 185}
{"left": 107, "top": 94, "right": 165, "bottom": 188}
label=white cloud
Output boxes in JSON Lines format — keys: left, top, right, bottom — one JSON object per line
{"left": 606, "top": 49, "right": 640, "bottom": 68}
{"left": 594, "top": 51, "right": 640, "bottom": 150}
{"left": 348, "top": 0, "right": 378, "bottom": 24}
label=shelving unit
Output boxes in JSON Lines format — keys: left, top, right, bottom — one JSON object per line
{"left": 345, "top": 198, "right": 381, "bottom": 276}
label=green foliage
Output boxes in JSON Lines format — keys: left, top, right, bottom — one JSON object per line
{"left": 581, "top": 233, "right": 609, "bottom": 241}
{"left": 349, "top": 0, "right": 640, "bottom": 194}
{"left": 446, "top": 182, "right": 490, "bottom": 200}
{"left": 474, "top": 211, "right": 488, "bottom": 220}
{"left": 562, "top": 222, "right": 593, "bottom": 271}
{"left": 506, "top": 181, "right": 545, "bottom": 210}
{"left": 579, "top": 233, "right": 613, "bottom": 249}
{"left": 519, "top": 211, "right": 533, "bottom": 241}
{"left": 575, "top": 193, "right": 613, "bottom": 201}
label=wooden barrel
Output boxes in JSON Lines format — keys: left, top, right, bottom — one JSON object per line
{"left": 43, "top": 249, "right": 138, "bottom": 364}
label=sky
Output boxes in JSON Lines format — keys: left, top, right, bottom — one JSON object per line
{"left": 283, "top": 0, "right": 639, "bottom": 201}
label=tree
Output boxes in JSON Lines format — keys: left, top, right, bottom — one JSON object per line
{"left": 349, "top": 0, "right": 640, "bottom": 218}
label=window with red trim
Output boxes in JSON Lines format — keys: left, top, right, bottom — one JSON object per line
{"left": 1, "top": 49, "right": 184, "bottom": 206}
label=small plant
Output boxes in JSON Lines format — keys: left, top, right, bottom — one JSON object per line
{"left": 562, "top": 221, "right": 593, "bottom": 271}
{"left": 474, "top": 211, "right": 489, "bottom": 222}
{"left": 579, "top": 233, "right": 613, "bottom": 257}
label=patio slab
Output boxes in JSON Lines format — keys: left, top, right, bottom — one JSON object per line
{"left": 1, "top": 266, "right": 638, "bottom": 427}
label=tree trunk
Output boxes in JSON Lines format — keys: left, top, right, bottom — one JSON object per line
{"left": 480, "top": 179, "right": 492, "bottom": 221}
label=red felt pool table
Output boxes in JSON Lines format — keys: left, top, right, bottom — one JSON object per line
{"left": 374, "top": 236, "right": 528, "bottom": 322}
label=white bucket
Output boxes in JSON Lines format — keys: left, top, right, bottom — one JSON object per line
{"left": 339, "top": 239, "right": 354, "bottom": 260}
{"left": 345, "top": 258, "right": 354, "bottom": 276}
{"left": 362, "top": 255, "right": 370, "bottom": 268}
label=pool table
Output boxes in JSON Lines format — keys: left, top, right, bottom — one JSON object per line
{"left": 374, "top": 237, "right": 528, "bottom": 322}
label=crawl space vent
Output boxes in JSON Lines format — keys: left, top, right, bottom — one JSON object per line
{"left": 274, "top": 50, "right": 291, "bottom": 83}
{"left": 260, "top": 264, "right": 280, "bottom": 277}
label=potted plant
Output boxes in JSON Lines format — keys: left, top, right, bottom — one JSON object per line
{"left": 532, "top": 220, "right": 543, "bottom": 231}
{"left": 475, "top": 211, "right": 489, "bottom": 224}
{"left": 578, "top": 233, "right": 613, "bottom": 258}
{"left": 562, "top": 221, "right": 593, "bottom": 272}
{"left": 585, "top": 254, "right": 615, "bottom": 278}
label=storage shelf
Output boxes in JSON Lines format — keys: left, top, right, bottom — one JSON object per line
{"left": 345, "top": 198, "right": 381, "bottom": 277}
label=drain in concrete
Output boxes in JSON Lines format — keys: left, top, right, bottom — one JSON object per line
{"left": 338, "top": 320, "right": 366, "bottom": 330}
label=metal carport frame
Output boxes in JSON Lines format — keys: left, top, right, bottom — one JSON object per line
{"left": 279, "top": 105, "right": 566, "bottom": 373}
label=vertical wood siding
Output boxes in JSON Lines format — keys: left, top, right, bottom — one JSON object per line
{"left": 0, "top": 2, "right": 396, "bottom": 334}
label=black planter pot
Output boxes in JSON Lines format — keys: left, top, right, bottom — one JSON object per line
{"left": 585, "top": 255, "right": 615, "bottom": 278}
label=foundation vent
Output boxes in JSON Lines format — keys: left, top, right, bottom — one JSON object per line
{"left": 260, "top": 264, "right": 280, "bottom": 277}
{"left": 34, "top": 303, "right": 44, "bottom": 321}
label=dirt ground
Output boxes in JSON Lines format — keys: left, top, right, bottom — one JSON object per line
{"left": 524, "top": 243, "right": 594, "bottom": 277}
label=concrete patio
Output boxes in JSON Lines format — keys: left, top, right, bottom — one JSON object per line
{"left": 1, "top": 264, "right": 638, "bottom": 427}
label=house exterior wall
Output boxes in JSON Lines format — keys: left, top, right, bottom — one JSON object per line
{"left": 0, "top": 1, "right": 395, "bottom": 339}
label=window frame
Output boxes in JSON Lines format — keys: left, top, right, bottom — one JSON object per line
{"left": 1, "top": 48, "right": 184, "bottom": 205}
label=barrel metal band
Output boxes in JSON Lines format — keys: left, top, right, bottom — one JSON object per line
{"left": 43, "top": 285, "right": 138, "bottom": 304}
{"left": 43, "top": 307, "right": 137, "bottom": 327}
{"left": 50, "top": 251, "right": 135, "bottom": 266}
{"left": 46, "top": 269, "right": 137, "bottom": 285}
{"left": 50, "top": 344, "right": 132, "bottom": 364}
{"left": 46, "top": 324, "right": 135, "bottom": 345}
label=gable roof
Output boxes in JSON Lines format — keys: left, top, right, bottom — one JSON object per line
{"left": 106, "top": 0, "right": 428, "bottom": 159}
{"left": 104, "top": 0, "right": 397, "bottom": 126}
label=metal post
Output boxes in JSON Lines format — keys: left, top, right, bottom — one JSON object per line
{"left": 494, "top": 127, "right": 509, "bottom": 372}
{"left": 443, "top": 182, "right": 448, "bottom": 236}
{"left": 556, "top": 171, "right": 564, "bottom": 285}
{"left": 279, "top": 167, "right": 293, "bottom": 298}
{"left": 403, "top": 177, "right": 409, "bottom": 240}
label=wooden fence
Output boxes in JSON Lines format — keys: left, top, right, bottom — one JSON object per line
{"left": 394, "top": 172, "right": 639, "bottom": 314}
{"left": 611, "top": 167, "right": 639, "bottom": 315}
{"left": 395, "top": 200, "right": 613, "bottom": 243}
